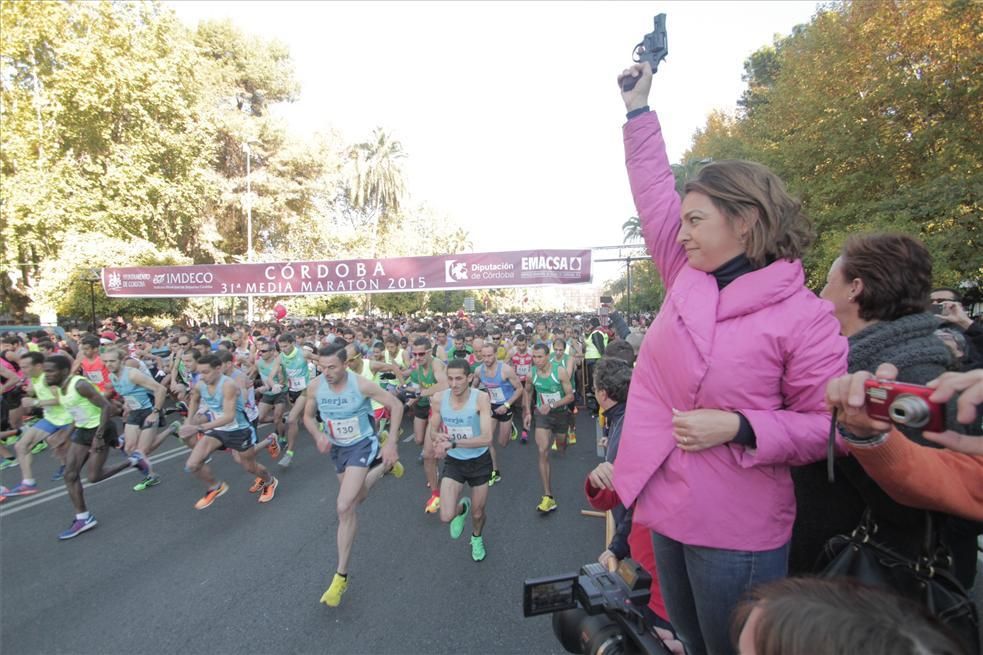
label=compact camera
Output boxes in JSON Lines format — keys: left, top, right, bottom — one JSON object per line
{"left": 523, "top": 559, "right": 671, "bottom": 655}
{"left": 864, "top": 379, "right": 945, "bottom": 432}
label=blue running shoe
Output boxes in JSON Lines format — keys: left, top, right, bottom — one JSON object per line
{"left": 58, "top": 515, "right": 98, "bottom": 540}
{"left": 128, "top": 451, "right": 151, "bottom": 477}
{"left": 51, "top": 465, "right": 65, "bottom": 481}
{"left": 3, "top": 481, "right": 39, "bottom": 497}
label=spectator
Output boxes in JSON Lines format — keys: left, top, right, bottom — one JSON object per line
{"left": 584, "top": 356, "right": 671, "bottom": 629}
{"left": 791, "top": 233, "right": 976, "bottom": 589}
{"left": 613, "top": 61, "right": 847, "bottom": 655}
{"left": 826, "top": 364, "right": 983, "bottom": 520}
{"left": 732, "top": 578, "right": 968, "bottom": 655}
{"left": 931, "top": 287, "right": 983, "bottom": 368}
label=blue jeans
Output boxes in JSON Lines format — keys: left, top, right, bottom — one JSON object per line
{"left": 651, "top": 531, "right": 789, "bottom": 655}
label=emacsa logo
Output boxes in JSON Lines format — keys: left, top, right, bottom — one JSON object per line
{"left": 444, "top": 260, "right": 469, "bottom": 283}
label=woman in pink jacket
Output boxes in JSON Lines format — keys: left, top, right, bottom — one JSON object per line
{"left": 613, "top": 62, "right": 848, "bottom": 655}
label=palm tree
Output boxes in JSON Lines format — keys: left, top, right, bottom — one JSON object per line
{"left": 346, "top": 127, "right": 407, "bottom": 247}
{"left": 622, "top": 216, "right": 642, "bottom": 243}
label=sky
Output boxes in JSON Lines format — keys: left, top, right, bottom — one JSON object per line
{"left": 168, "top": 1, "right": 823, "bottom": 284}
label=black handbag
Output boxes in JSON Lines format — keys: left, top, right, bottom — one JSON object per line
{"left": 820, "top": 509, "right": 980, "bottom": 654}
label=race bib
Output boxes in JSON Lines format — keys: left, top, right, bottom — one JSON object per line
{"left": 487, "top": 386, "right": 506, "bottom": 404}
{"left": 329, "top": 416, "right": 361, "bottom": 443}
{"left": 124, "top": 395, "right": 144, "bottom": 410}
{"left": 515, "top": 364, "right": 531, "bottom": 377}
{"left": 448, "top": 424, "right": 473, "bottom": 442}
{"left": 288, "top": 375, "right": 306, "bottom": 392}
{"left": 86, "top": 370, "right": 104, "bottom": 384}
{"left": 541, "top": 391, "right": 561, "bottom": 406}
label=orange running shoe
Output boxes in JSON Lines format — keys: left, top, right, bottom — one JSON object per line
{"left": 194, "top": 482, "right": 229, "bottom": 510}
{"left": 258, "top": 476, "right": 278, "bottom": 503}
{"left": 267, "top": 436, "right": 281, "bottom": 460}
{"left": 248, "top": 476, "right": 265, "bottom": 493}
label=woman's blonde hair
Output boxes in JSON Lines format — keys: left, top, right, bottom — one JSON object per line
{"left": 684, "top": 160, "right": 813, "bottom": 267}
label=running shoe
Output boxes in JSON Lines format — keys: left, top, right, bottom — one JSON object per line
{"left": 278, "top": 451, "right": 293, "bottom": 468}
{"left": 320, "top": 573, "right": 348, "bottom": 607}
{"left": 248, "top": 476, "right": 265, "bottom": 493}
{"left": 58, "top": 515, "right": 98, "bottom": 540}
{"left": 132, "top": 475, "right": 161, "bottom": 492}
{"left": 0, "top": 486, "right": 7, "bottom": 502}
{"left": 0, "top": 458, "right": 18, "bottom": 471}
{"left": 194, "top": 482, "right": 229, "bottom": 510}
{"left": 51, "top": 464, "right": 65, "bottom": 481}
{"left": 488, "top": 470, "right": 502, "bottom": 487}
{"left": 470, "top": 534, "right": 486, "bottom": 562}
{"left": 258, "top": 476, "right": 278, "bottom": 503}
{"left": 277, "top": 436, "right": 288, "bottom": 451}
{"left": 3, "top": 481, "right": 39, "bottom": 497}
{"left": 510, "top": 424, "right": 518, "bottom": 441}
{"left": 424, "top": 493, "right": 440, "bottom": 513}
{"left": 31, "top": 440, "right": 48, "bottom": 454}
{"left": 2, "top": 431, "right": 20, "bottom": 446}
{"left": 521, "top": 430, "right": 528, "bottom": 444}
{"left": 450, "top": 497, "right": 471, "bottom": 539}
{"left": 568, "top": 431, "right": 577, "bottom": 445}
{"left": 267, "top": 437, "right": 281, "bottom": 460}
{"left": 389, "top": 460, "right": 404, "bottom": 479}
{"left": 417, "top": 450, "right": 424, "bottom": 463}
{"left": 536, "top": 495, "right": 557, "bottom": 513}
{"left": 379, "top": 429, "right": 389, "bottom": 446}
{"left": 128, "top": 451, "right": 151, "bottom": 477}
{"left": 551, "top": 440, "right": 558, "bottom": 452}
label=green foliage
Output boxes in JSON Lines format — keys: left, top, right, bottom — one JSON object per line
{"left": 28, "top": 232, "right": 191, "bottom": 323}
{"left": 681, "top": 0, "right": 982, "bottom": 291}
{"left": 604, "top": 260, "right": 665, "bottom": 314}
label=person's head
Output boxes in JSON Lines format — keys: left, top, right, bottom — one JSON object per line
{"left": 215, "top": 349, "right": 235, "bottom": 374}
{"left": 732, "top": 578, "right": 966, "bottom": 655}
{"left": 680, "top": 160, "right": 812, "bottom": 271}
{"left": 344, "top": 343, "right": 363, "bottom": 372}
{"left": 100, "top": 347, "right": 128, "bottom": 374}
{"left": 37, "top": 340, "right": 58, "bottom": 355}
{"left": 44, "top": 354, "right": 73, "bottom": 387}
{"left": 412, "top": 337, "right": 432, "bottom": 366}
{"left": 551, "top": 338, "right": 566, "bottom": 357}
{"left": 193, "top": 338, "right": 211, "bottom": 355}
{"left": 532, "top": 342, "right": 550, "bottom": 368}
{"left": 589, "top": 317, "right": 600, "bottom": 329}
{"left": 513, "top": 333, "right": 528, "bottom": 352}
{"left": 593, "top": 357, "right": 632, "bottom": 410}
{"left": 175, "top": 334, "right": 192, "bottom": 351}
{"left": 217, "top": 340, "right": 234, "bottom": 352}
{"left": 604, "top": 340, "right": 636, "bottom": 367}
{"left": 19, "top": 351, "right": 46, "bottom": 377}
{"left": 436, "top": 326, "right": 448, "bottom": 342}
{"left": 452, "top": 332, "right": 466, "bottom": 348}
{"left": 197, "top": 354, "right": 223, "bottom": 385}
{"left": 488, "top": 328, "right": 502, "bottom": 345}
{"left": 80, "top": 335, "right": 101, "bottom": 358}
{"left": 317, "top": 343, "right": 349, "bottom": 385}
{"left": 384, "top": 336, "right": 400, "bottom": 355}
{"left": 181, "top": 348, "right": 201, "bottom": 370}
{"left": 277, "top": 333, "right": 296, "bottom": 354}
{"left": 930, "top": 288, "right": 961, "bottom": 304}
{"left": 445, "top": 358, "right": 473, "bottom": 397}
{"left": 480, "top": 343, "right": 497, "bottom": 367}
{"left": 820, "top": 234, "right": 932, "bottom": 336}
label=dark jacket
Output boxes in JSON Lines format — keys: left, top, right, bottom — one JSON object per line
{"left": 584, "top": 402, "right": 631, "bottom": 559}
{"left": 791, "top": 313, "right": 980, "bottom": 587}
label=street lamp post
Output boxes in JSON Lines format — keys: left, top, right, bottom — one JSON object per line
{"left": 80, "top": 268, "right": 101, "bottom": 333}
{"left": 243, "top": 142, "right": 254, "bottom": 323}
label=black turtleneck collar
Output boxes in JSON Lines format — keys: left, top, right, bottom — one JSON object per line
{"left": 713, "top": 254, "right": 756, "bottom": 290}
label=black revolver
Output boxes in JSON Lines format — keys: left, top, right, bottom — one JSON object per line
{"left": 621, "top": 14, "right": 668, "bottom": 91}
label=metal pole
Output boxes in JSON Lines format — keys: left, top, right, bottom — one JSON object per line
{"left": 626, "top": 259, "right": 632, "bottom": 324}
{"left": 244, "top": 143, "right": 254, "bottom": 324}
{"left": 88, "top": 281, "right": 97, "bottom": 333}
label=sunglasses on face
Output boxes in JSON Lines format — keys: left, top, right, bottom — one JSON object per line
{"left": 259, "top": 349, "right": 272, "bottom": 353}
{"left": 178, "top": 342, "right": 190, "bottom": 346}
{"left": 412, "top": 352, "right": 427, "bottom": 358}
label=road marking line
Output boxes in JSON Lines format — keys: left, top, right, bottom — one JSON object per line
{"left": 0, "top": 446, "right": 189, "bottom": 518}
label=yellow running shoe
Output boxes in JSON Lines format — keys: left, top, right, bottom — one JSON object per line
{"left": 551, "top": 440, "right": 558, "bottom": 451}
{"left": 424, "top": 493, "right": 441, "bottom": 513}
{"left": 568, "top": 431, "right": 577, "bottom": 445}
{"left": 320, "top": 573, "right": 348, "bottom": 607}
{"left": 390, "top": 460, "right": 404, "bottom": 479}
{"left": 536, "top": 495, "right": 557, "bottom": 513}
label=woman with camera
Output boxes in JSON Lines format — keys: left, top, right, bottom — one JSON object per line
{"left": 789, "top": 234, "right": 979, "bottom": 583}
{"left": 613, "top": 62, "right": 848, "bottom": 655}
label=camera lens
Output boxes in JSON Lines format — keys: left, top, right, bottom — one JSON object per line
{"left": 889, "top": 394, "right": 930, "bottom": 428}
{"left": 553, "top": 609, "right": 627, "bottom": 655}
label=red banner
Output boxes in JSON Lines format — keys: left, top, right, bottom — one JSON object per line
{"left": 102, "top": 249, "right": 592, "bottom": 298}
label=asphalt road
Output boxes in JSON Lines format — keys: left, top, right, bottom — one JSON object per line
{"left": 1, "top": 412, "right": 605, "bottom": 655}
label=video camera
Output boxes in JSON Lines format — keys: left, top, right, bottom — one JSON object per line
{"left": 621, "top": 14, "right": 668, "bottom": 92}
{"left": 523, "top": 559, "right": 672, "bottom": 655}
{"left": 395, "top": 384, "right": 420, "bottom": 404}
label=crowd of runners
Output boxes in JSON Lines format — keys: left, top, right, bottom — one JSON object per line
{"left": 0, "top": 312, "right": 641, "bottom": 607}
